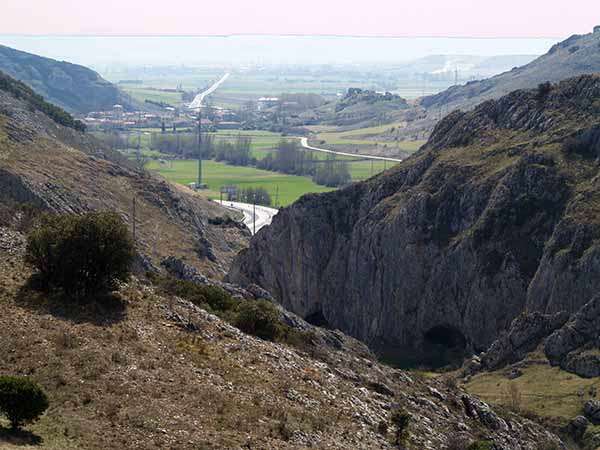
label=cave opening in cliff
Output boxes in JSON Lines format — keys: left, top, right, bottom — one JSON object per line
{"left": 423, "top": 325, "right": 468, "bottom": 369}
{"left": 305, "top": 309, "right": 331, "bottom": 328}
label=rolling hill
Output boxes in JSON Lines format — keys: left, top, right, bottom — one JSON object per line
{"left": 421, "top": 27, "right": 600, "bottom": 113}
{"left": 0, "top": 44, "right": 135, "bottom": 115}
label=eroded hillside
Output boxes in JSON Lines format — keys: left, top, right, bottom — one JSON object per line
{"left": 0, "top": 79, "right": 247, "bottom": 278}
{"left": 0, "top": 223, "right": 563, "bottom": 449}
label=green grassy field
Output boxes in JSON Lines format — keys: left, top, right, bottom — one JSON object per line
{"left": 314, "top": 125, "right": 426, "bottom": 151}
{"left": 465, "top": 357, "right": 600, "bottom": 422}
{"left": 122, "top": 87, "right": 183, "bottom": 105}
{"left": 147, "top": 159, "right": 334, "bottom": 206}
{"left": 210, "top": 131, "right": 283, "bottom": 157}
{"left": 348, "top": 160, "right": 395, "bottom": 180}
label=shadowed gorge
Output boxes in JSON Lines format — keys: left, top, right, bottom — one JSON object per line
{"left": 228, "top": 74, "right": 600, "bottom": 368}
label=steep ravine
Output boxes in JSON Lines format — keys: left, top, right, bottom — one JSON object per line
{"left": 228, "top": 75, "right": 600, "bottom": 367}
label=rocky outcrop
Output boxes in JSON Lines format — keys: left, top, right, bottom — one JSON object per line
{"left": 562, "top": 349, "right": 600, "bottom": 378}
{"left": 544, "top": 295, "right": 600, "bottom": 377}
{"left": 584, "top": 400, "right": 600, "bottom": 425}
{"left": 567, "top": 415, "right": 589, "bottom": 440}
{"left": 161, "top": 256, "right": 372, "bottom": 356}
{"left": 479, "top": 311, "right": 569, "bottom": 371}
{"left": 228, "top": 75, "right": 600, "bottom": 366}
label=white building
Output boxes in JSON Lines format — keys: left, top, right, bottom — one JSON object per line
{"left": 257, "top": 97, "right": 279, "bottom": 111}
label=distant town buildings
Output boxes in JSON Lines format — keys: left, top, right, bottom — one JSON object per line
{"left": 257, "top": 97, "right": 279, "bottom": 111}
{"left": 83, "top": 104, "right": 241, "bottom": 131}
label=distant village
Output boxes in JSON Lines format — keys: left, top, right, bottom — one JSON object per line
{"left": 81, "top": 96, "right": 282, "bottom": 131}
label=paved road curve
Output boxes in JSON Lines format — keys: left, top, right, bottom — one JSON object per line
{"left": 299, "top": 137, "right": 404, "bottom": 162}
{"left": 214, "top": 200, "right": 279, "bottom": 235}
{"left": 189, "top": 73, "right": 230, "bottom": 110}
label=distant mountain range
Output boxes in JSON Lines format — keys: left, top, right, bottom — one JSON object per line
{"left": 0, "top": 45, "right": 136, "bottom": 115}
{"left": 389, "top": 54, "right": 539, "bottom": 80}
{"left": 421, "top": 27, "right": 600, "bottom": 112}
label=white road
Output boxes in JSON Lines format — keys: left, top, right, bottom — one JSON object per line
{"left": 214, "top": 200, "right": 279, "bottom": 235}
{"left": 299, "top": 137, "right": 404, "bottom": 162}
{"left": 189, "top": 73, "right": 230, "bottom": 110}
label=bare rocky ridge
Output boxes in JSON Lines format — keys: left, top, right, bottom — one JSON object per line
{"left": 421, "top": 27, "right": 600, "bottom": 114}
{"left": 228, "top": 75, "right": 600, "bottom": 367}
{"left": 391, "top": 27, "right": 600, "bottom": 141}
{"left": 471, "top": 294, "right": 600, "bottom": 379}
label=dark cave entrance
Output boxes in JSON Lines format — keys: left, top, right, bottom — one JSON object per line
{"left": 422, "top": 325, "right": 468, "bottom": 369}
{"left": 305, "top": 308, "right": 331, "bottom": 328}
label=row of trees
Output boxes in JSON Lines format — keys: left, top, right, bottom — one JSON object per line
{"left": 313, "top": 157, "right": 352, "bottom": 187}
{"left": 100, "top": 130, "right": 351, "bottom": 188}
{"left": 214, "top": 136, "right": 253, "bottom": 166}
{"left": 257, "top": 140, "right": 351, "bottom": 187}
{"left": 237, "top": 187, "right": 272, "bottom": 206}
{"left": 149, "top": 132, "right": 215, "bottom": 157}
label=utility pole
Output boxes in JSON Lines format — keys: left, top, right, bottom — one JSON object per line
{"left": 253, "top": 194, "right": 256, "bottom": 235}
{"left": 132, "top": 196, "right": 137, "bottom": 244}
{"left": 197, "top": 107, "right": 202, "bottom": 188}
{"left": 137, "top": 111, "right": 141, "bottom": 164}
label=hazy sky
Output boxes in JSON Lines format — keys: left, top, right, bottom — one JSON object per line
{"left": 2, "top": 0, "right": 598, "bottom": 37}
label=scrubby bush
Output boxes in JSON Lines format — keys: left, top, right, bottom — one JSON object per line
{"left": 151, "top": 276, "right": 237, "bottom": 316}
{"left": 150, "top": 276, "right": 315, "bottom": 349}
{"left": 390, "top": 409, "right": 410, "bottom": 446}
{"left": 234, "top": 299, "right": 282, "bottom": 341}
{"left": 536, "top": 81, "right": 553, "bottom": 100}
{"left": 467, "top": 441, "right": 494, "bottom": 450}
{"left": 26, "top": 212, "right": 134, "bottom": 297}
{"left": 377, "top": 420, "right": 389, "bottom": 436}
{"left": 0, "top": 376, "right": 49, "bottom": 429}
{"left": 563, "top": 125, "right": 600, "bottom": 159}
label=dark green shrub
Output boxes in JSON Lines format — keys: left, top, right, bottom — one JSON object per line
{"left": 536, "top": 81, "right": 553, "bottom": 100}
{"left": 151, "top": 276, "right": 237, "bottom": 316}
{"left": 390, "top": 408, "right": 410, "bottom": 446}
{"left": 26, "top": 212, "right": 134, "bottom": 297}
{"left": 377, "top": 420, "right": 388, "bottom": 436}
{"left": 467, "top": 441, "right": 494, "bottom": 450}
{"left": 563, "top": 125, "right": 600, "bottom": 159}
{"left": 151, "top": 275, "right": 316, "bottom": 350}
{"left": 234, "top": 299, "right": 282, "bottom": 341}
{"left": 0, "top": 376, "right": 49, "bottom": 429}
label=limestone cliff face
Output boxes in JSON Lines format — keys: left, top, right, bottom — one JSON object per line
{"left": 228, "top": 75, "right": 600, "bottom": 365}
